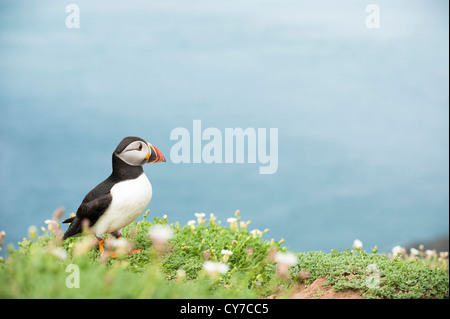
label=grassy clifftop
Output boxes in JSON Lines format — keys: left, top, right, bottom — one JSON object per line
{"left": 0, "top": 210, "right": 448, "bottom": 299}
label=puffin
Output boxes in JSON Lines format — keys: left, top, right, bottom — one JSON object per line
{"left": 62, "top": 136, "right": 165, "bottom": 255}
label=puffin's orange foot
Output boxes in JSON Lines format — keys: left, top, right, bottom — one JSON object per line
{"left": 99, "top": 239, "right": 142, "bottom": 258}
{"left": 128, "top": 248, "right": 143, "bottom": 255}
{"left": 108, "top": 248, "right": 142, "bottom": 258}
{"left": 98, "top": 239, "right": 106, "bottom": 254}
{"left": 110, "top": 251, "right": 119, "bottom": 258}
{"left": 98, "top": 239, "right": 114, "bottom": 257}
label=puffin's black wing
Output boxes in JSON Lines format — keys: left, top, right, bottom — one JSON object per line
{"left": 76, "top": 193, "right": 113, "bottom": 224}
{"left": 62, "top": 193, "right": 112, "bottom": 240}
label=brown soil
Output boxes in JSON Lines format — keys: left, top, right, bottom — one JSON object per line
{"left": 289, "top": 276, "right": 364, "bottom": 299}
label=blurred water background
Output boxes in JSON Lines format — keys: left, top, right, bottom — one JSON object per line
{"left": 0, "top": 0, "right": 448, "bottom": 256}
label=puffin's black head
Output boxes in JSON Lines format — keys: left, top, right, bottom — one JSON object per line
{"left": 114, "top": 136, "right": 166, "bottom": 167}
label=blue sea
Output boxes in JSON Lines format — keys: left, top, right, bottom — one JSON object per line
{"left": 0, "top": 0, "right": 448, "bottom": 256}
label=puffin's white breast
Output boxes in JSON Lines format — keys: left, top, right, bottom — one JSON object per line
{"left": 93, "top": 173, "right": 152, "bottom": 236}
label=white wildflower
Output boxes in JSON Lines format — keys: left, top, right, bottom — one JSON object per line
{"left": 392, "top": 245, "right": 403, "bottom": 257}
{"left": 148, "top": 224, "right": 174, "bottom": 242}
{"left": 203, "top": 261, "right": 229, "bottom": 279}
{"left": 274, "top": 252, "right": 298, "bottom": 279}
{"left": 221, "top": 249, "right": 233, "bottom": 255}
{"left": 274, "top": 252, "right": 298, "bottom": 266}
{"left": 227, "top": 217, "right": 238, "bottom": 230}
{"left": 194, "top": 212, "right": 206, "bottom": 225}
{"left": 148, "top": 224, "right": 174, "bottom": 253}
{"left": 250, "top": 229, "right": 263, "bottom": 238}
{"left": 73, "top": 237, "right": 97, "bottom": 256}
{"left": 112, "top": 237, "right": 134, "bottom": 257}
{"left": 51, "top": 247, "right": 68, "bottom": 260}
{"left": 112, "top": 237, "right": 128, "bottom": 248}
{"left": 221, "top": 249, "right": 233, "bottom": 262}
{"left": 352, "top": 239, "right": 363, "bottom": 250}
{"left": 425, "top": 249, "right": 435, "bottom": 257}
{"left": 410, "top": 247, "right": 420, "bottom": 256}
{"left": 187, "top": 220, "right": 196, "bottom": 229}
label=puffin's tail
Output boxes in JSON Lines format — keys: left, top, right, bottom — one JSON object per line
{"left": 62, "top": 217, "right": 75, "bottom": 224}
{"left": 62, "top": 217, "right": 82, "bottom": 240}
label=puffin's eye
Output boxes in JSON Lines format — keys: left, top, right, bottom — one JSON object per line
{"left": 138, "top": 144, "right": 143, "bottom": 151}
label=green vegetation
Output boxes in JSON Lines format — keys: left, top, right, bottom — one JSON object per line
{"left": 0, "top": 210, "right": 448, "bottom": 299}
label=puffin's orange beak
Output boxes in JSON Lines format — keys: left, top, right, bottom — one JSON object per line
{"left": 146, "top": 143, "right": 166, "bottom": 163}
{"left": 153, "top": 145, "right": 166, "bottom": 163}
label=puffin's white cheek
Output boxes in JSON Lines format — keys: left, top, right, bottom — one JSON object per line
{"left": 119, "top": 151, "right": 145, "bottom": 166}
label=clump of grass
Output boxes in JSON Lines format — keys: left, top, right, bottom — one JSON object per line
{"left": 0, "top": 209, "right": 448, "bottom": 299}
{"left": 292, "top": 249, "right": 449, "bottom": 299}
